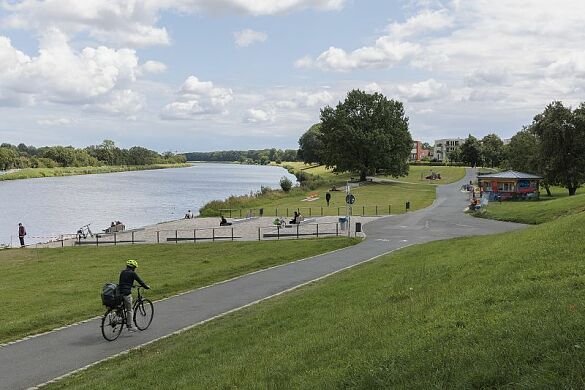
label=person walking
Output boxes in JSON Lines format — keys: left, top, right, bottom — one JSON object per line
{"left": 325, "top": 192, "right": 331, "bottom": 207}
{"left": 119, "top": 259, "right": 150, "bottom": 332}
{"left": 18, "top": 223, "right": 26, "bottom": 248}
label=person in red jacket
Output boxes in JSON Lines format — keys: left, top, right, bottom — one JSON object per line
{"left": 18, "top": 223, "right": 26, "bottom": 248}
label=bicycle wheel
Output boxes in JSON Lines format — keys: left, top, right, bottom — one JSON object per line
{"left": 133, "top": 298, "right": 154, "bottom": 330}
{"left": 101, "top": 308, "right": 124, "bottom": 341}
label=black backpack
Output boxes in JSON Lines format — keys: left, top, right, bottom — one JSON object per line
{"left": 101, "top": 282, "right": 120, "bottom": 307}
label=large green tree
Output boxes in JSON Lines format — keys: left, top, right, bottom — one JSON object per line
{"left": 298, "top": 123, "right": 325, "bottom": 164}
{"left": 530, "top": 101, "right": 585, "bottom": 196}
{"left": 459, "top": 135, "right": 483, "bottom": 167}
{"left": 318, "top": 90, "right": 412, "bottom": 181}
{"left": 481, "top": 133, "right": 504, "bottom": 167}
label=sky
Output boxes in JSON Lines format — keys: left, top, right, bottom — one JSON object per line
{"left": 1, "top": 0, "right": 585, "bottom": 153}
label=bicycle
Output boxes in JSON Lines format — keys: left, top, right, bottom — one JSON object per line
{"left": 101, "top": 286, "right": 154, "bottom": 341}
{"left": 77, "top": 223, "right": 93, "bottom": 239}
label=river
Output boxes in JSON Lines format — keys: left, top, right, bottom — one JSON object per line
{"left": 0, "top": 163, "right": 296, "bottom": 246}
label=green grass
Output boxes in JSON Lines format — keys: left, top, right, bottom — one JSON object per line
{"left": 0, "top": 238, "right": 357, "bottom": 344}
{"left": 203, "top": 162, "right": 438, "bottom": 217}
{"left": 0, "top": 163, "right": 189, "bottom": 181}
{"left": 477, "top": 189, "right": 585, "bottom": 224}
{"left": 49, "top": 211, "right": 585, "bottom": 389}
{"left": 379, "top": 165, "right": 466, "bottom": 184}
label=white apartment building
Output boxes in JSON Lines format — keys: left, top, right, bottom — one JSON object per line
{"left": 431, "top": 138, "right": 464, "bottom": 162}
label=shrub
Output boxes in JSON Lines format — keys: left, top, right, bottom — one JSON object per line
{"left": 280, "top": 176, "right": 293, "bottom": 192}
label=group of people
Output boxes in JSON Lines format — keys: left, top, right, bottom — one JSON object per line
{"left": 272, "top": 211, "right": 305, "bottom": 227}
{"left": 184, "top": 210, "right": 194, "bottom": 219}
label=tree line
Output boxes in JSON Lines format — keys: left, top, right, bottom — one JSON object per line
{"left": 184, "top": 148, "right": 298, "bottom": 165}
{"left": 0, "top": 139, "right": 186, "bottom": 170}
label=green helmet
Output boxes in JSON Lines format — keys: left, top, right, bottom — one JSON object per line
{"left": 126, "top": 259, "right": 138, "bottom": 268}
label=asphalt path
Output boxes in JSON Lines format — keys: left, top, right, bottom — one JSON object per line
{"left": 0, "top": 168, "right": 525, "bottom": 389}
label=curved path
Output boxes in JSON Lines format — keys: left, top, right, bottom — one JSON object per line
{"left": 0, "top": 169, "right": 525, "bottom": 389}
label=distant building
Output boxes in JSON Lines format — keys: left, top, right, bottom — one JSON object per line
{"left": 432, "top": 138, "right": 464, "bottom": 162}
{"left": 410, "top": 141, "right": 430, "bottom": 162}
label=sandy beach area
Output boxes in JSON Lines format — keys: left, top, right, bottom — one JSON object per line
{"left": 33, "top": 214, "right": 381, "bottom": 249}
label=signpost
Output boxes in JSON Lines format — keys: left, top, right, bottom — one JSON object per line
{"left": 345, "top": 184, "right": 356, "bottom": 236}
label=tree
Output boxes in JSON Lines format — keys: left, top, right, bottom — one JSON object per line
{"left": 0, "top": 147, "right": 19, "bottom": 170}
{"left": 506, "top": 129, "right": 539, "bottom": 173}
{"left": 505, "top": 128, "right": 552, "bottom": 196}
{"left": 530, "top": 101, "right": 585, "bottom": 196}
{"left": 318, "top": 90, "right": 412, "bottom": 181}
{"left": 280, "top": 176, "right": 292, "bottom": 192}
{"left": 459, "top": 135, "right": 483, "bottom": 166}
{"left": 447, "top": 147, "right": 462, "bottom": 163}
{"left": 481, "top": 133, "right": 504, "bottom": 167}
{"left": 298, "top": 124, "right": 325, "bottom": 164}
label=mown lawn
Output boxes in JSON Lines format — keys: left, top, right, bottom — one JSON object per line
{"left": 379, "top": 165, "right": 466, "bottom": 185}
{"left": 0, "top": 238, "right": 357, "bottom": 344}
{"left": 206, "top": 162, "right": 441, "bottom": 217}
{"left": 49, "top": 211, "right": 585, "bottom": 389}
{"left": 248, "top": 181, "right": 436, "bottom": 217}
{"left": 476, "top": 189, "right": 585, "bottom": 224}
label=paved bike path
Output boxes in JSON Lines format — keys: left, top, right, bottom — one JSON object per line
{"left": 0, "top": 169, "right": 525, "bottom": 389}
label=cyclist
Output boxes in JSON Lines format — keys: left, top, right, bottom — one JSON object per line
{"left": 119, "top": 259, "right": 150, "bottom": 332}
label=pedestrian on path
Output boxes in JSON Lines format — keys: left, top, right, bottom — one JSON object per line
{"left": 18, "top": 223, "right": 26, "bottom": 247}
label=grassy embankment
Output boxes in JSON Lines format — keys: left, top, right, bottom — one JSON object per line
{"left": 476, "top": 187, "right": 585, "bottom": 224}
{"left": 0, "top": 163, "right": 189, "bottom": 181}
{"left": 0, "top": 238, "right": 358, "bottom": 344}
{"left": 378, "top": 164, "right": 466, "bottom": 185}
{"left": 50, "top": 200, "right": 585, "bottom": 389}
{"left": 200, "top": 163, "right": 466, "bottom": 217}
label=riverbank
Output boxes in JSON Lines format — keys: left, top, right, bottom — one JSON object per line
{"left": 0, "top": 163, "right": 190, "bottom": 181}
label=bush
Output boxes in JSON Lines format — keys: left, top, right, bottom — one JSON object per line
{"left": 280, "top": 176, "right": 293, "bottom": 192}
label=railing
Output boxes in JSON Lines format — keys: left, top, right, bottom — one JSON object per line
{"left": 63, "top": 221, "right": 356, "bottom": 247}
{"left": 218, "top": 204, "right": 397, "bottom": 218}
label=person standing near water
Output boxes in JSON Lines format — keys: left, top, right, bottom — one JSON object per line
{"left": 18, "top": 223, "right": 26, "bottom": 247}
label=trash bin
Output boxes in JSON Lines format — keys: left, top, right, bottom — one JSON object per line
{"left": 259, "top": 208, "right": 264, "bottom": 217}
{"left": 355, "top": 222, "right": 362, "bottom": 233}
{"left": 338, "top": 217, "right": 347, "bottom": 231}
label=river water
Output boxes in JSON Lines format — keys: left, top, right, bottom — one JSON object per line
{"left": 0, "top": 163, "right": 296, "bottom": 246}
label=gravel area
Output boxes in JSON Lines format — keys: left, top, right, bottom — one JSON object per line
{"left": 35, "top": 215, "right": 381, "bottom": 248}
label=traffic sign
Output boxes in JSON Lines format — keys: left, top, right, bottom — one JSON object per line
{"left": 346, "top": 194, "right": 356, "bottom": 205}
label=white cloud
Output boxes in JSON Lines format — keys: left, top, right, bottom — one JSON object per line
{"left": 37, "top": 117, "right": 72, "bottom": 126}
{"left": 296, "top": 90, "right": 334, "bottom": 107}
{"left": 172, "top": 0, "right": 345, "bottom": 16}
{"left": 92, "top": 89, "right": 146, "bottom": 118}
{"left": 234, "top": 29, "right": 267, "bottom": 47}
{"left": 397, "top": 78, "right": 447, "bottom": 102}
{"left": 139, "top": 60, "right": 167, "bottom": 75}
{"left": 308, "top": 39, "right": 420, "bottom": 71}
{"left": 1, "top": 0, "right": 344, "bottom": 48}
{"left": 388, "top": 9, "right": 454, "bottom": 38}
{"left": 364, "top": 82, "right": 382, "bottom": 93}
{"left": 2, "top": 0, "right": 170, "bottom": 47}
{"left": 244, "top": 108, "right": 274, "bottom": 123}
{"left": 294, "top": 55, "right": 313, "bottom": 68}
{"left": 0, "top": 30, "right": 142, "bottom": 105}
{"left": 162, "top": 76, "right": 233, "bottom": 119}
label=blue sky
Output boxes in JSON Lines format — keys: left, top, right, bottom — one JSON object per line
{"left": 1, "top": 1, "right": 585, "bottom": 152}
